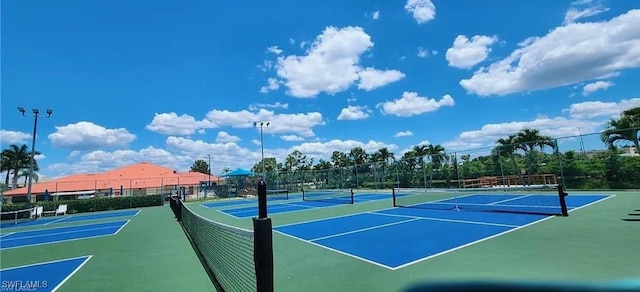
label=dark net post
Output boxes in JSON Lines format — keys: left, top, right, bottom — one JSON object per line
{"left": 253, "top": 179, "right": 274, "bottom": 292}
{"left": 558, "top": 184, "right": 569, "bottom": 217}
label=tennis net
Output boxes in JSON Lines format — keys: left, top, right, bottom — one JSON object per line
{"left": 302, "top": 188, "right": 354, "bottom": 204}
{"left": 170, "top": 197, "right": 266, "bottom": 292}
{"left": 392, "top": 184, "right": 568, "bottom": 216}
{"left": 1, "top": 207, "right": 36, "bottom": 226}
{"left": 266, "top": 189, "right": 288, "bottom": 201}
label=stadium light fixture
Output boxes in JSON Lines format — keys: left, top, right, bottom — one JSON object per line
{"left": 18, "top": 107, "right": 53, "bottom": 208}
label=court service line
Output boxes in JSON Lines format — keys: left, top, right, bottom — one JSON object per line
{"left": 390, "top": 195, "right": 615, "bottom": 270}
{"left": 309, "top": 218, "right": 421, "bottom": 242}
{"left": 216, "top": 209, "right": 243, "bottom": 219}
{"left": 369, "top": 212, "right": 519, "bottom": 228}
{"left": 0, "top": 232, "right": 15, "bottom": 238}
{"left": 52, "top": 255, "right": 94, "bottom": 292}
{"left": 488, "top": 194, "right": 534, "bottom": 205}
{"left": 0, "top": 229, "right": 125, "bottom": 251}
{"left": 43, "top": 218, "right": 68, "bottom": 226}
{"left": 273, "top": 229, "right": 396, "bottom": 270}
{"left": 2, "top": 224, "right": 127, "bottom": 241}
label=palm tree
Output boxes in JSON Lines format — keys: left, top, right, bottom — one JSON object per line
{"left": 1, "top": 149, "right": 11, "bottom": 187}
{"left": 20, "top": 170, "right": 40, "bottom": 186}
{"left": 494, "top": 134, "right": 522, "bottom": 183}
{"left": 2, "top": 144, "right": 40, "bottom": 189}
{"left": 601, "top": 106, "right": 640, "bottom": 153}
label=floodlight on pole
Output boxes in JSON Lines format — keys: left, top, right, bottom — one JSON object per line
{"left": 254, "top": 121, "right": 270, "bottom": 180}
{"left": 18, "top": 107, "right": 53, "bottom": 208}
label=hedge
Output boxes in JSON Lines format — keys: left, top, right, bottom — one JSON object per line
{"left": 1, "top": 194, "right": 163, "bottom": 215}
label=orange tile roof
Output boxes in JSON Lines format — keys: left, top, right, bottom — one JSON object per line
{"left": 3, "top": 162, "right": 223, "bottom": 196}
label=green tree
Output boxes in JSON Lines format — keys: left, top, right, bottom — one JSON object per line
{"left": 190, "top": 159, "right": 210, "bottom": 174}
{"left": 2, "top": 144, "right": 40, "bottom": 189}
{"left": 252, "top": 157, "right": 277, "bottom": 174}
{"left": 601, "top": 106, "right": 640, "bottom": 153}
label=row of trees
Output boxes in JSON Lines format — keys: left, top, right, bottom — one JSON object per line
{"left": 0, "top": 144, "right": 41, "bottom": 190}
{"left": 250, "top": 106, "right": 640, "bottom": 190}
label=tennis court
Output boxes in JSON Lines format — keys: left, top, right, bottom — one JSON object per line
{"left": 274, "top": 193, "right": 610, "bottom": 269}
{"left": 0, "top": 220, "right": 130, "bottom": 250}
{"left": 0, "top": 209, "right": 140, "bottom": 228}
{"left": 218, "top": 190, "right": 394, "bottom": 218}
{"left": 0, "top": 256, "right": 92, "bottom": 292}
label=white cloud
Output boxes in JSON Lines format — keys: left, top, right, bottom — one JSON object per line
{"left": 290, "top": 139, "right": 398, "bottom": 162}
{"left": 280, "top": 135, "right": 305, "bottom": 142}
{"left": 377, "top": 92, "right": 455, "bottom": 117}
{"left": 215, "top": 131, "right": 241, "bottom": 143}
{"left": 460, "top": 10, "right": 640, "bottom": 96}
{"left": 395, "top": 131, "right": 414, "bottom": 137}
{"left": 564, "top": 0, "right": 610, "bottom": 25}
{"left": 445, "top": 35, "right": 498, "bottom": 69}
{"left": 204, "top": 108, "right": 325, "bottom": 137}
{"left": 47, "top": 146, "right": 192, "bottom": 177}
{"left": 258, "top": 60, "right": 274, "bottom": 72}
{"left": 269, "top": 26, "right": 404, "bottom": 98}
{"left": 252, "top": 139, "right": 261, "bottom": 146}
{"left": 357, "top": 68, "right": 406, "bottom": 91}
{"left": 146, "top": 108, "right": 324, "bottom": 138}
{"left": 249, "top": 102, "right": 289, "bottom": 111}
{"left": 166, "top": 137, "right": 259, "bottom": 171}
{"left": 146, "top": 112, "right": 214, "bottom": 135}
{"left": 372, "top": 10, "right": 380, "bottom": 20}
{"left": 337, "top": 105, "right": 371, "bottom": 121}
{"left": 564, "top": 98, "right": 640, "bottom": 119}
{"left": 267, "top": 46, "right": 283, "bottom": 55}
{"left": 582, "top": 80, "right": 614, "bottom": 96}
{"left": 260, "top": 78, "right": 281, "bottom": 93}
{"left": 48, "top": 122, "right": 136, "bottom": 150}
{"left": 417, "top": 47, "right": 429, "bottom": 58}
{"left": 405, "top": 0, "right": 436, "bottom": 24}
{"left": 432, "top": 50, "right": 439, "bottom": 55}
{"left": 0, "top": 130, "right": 31, "bottom": 144}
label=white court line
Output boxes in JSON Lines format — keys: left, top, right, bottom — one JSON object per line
{"left": 390, "top": 194, "right": 616, "bottom": 270}
{"left": 52, "top": 255, "right": 93, "bottom": 292}
{"left": 216, "top": 209, "right": 242, "bottom": 219}
{"left": 43, "top": 218, "right": 67, "bottom": 226}
{"left": 3, "top": 224, "right": 128, "bottom": 241}
{"left": 201, "top": 200, "right": 252, "bottom": 209}
{"left": 310, "top": 219, "right": 420, "bottom": 242}
{"left": 113, "top": 220, "right": 131, "bottom": 235}
{"left": 222, "top": 203, "right": 321, "bottom": 219}
{"left": 370, "top": 212, "right": 519, "bottom": 228}
{"left": 0, "top": 255, "right": 93, "bottom": 272}
{"left": 488, "top": 194, "right": 534, "bottom": 205}
{"left": 273, "top": 229, "right": 396, "bottom": 270}
{"left": 0, "top": 232, "right": 15, "bottom": 238}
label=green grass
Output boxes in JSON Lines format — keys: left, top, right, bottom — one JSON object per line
{"left": 1, "top": 190, "right": 638, "bottom": 291}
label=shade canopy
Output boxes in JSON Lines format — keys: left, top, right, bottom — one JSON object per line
{"left": 221, "top": 168, "right": 255, "bottom": 177}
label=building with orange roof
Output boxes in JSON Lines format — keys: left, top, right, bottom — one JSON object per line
{"left": 2, "top": 162, "right": 223, "bottom": 204}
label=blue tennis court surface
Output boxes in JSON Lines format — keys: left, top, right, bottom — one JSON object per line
{"left": 219, "top": 193, "right": 392, "bottom": 218}
{"left": 0, "top": 209, "right": 140, "bottom": 229}
{"left": 0, "top": 255, "right": 92, "bottom": 291}
{"left": 0, "top": 220, "right": 130, "bottom": 250}
{"left": 274, "top": 194, "right": 610, "bottom": 270}
{"left": 201, "top": 193, "right": 302, "bottom": 208}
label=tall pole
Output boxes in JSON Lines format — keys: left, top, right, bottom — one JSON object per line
{"left": 254, "top": 122, "right": 270, "bottom": 181}
{"left": 207, "top": 154, "right": 211, "bottom": 199}
{"left": 578, "top": 127, "right": 586, "bottom": 158}
{"left": 18, "top": 107, "right": 52, "bottom": 209}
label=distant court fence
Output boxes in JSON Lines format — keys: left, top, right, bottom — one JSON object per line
{"left": 259, "top": 131, "right": 640, "bottom": 192}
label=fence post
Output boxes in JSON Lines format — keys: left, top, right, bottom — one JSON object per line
{"left": 253, "top": 179, "right": 274, "bottom": 292}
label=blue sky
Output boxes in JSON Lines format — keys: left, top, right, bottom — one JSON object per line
{"left": 1, "top": 0, "right": 639, "bottom": 179}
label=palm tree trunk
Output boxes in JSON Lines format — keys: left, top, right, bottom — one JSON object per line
{"left": 4, "top": 171, "right": 9, "bottom": 186}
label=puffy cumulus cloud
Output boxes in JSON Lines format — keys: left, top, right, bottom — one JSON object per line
{"left": 146, "top": 108, "right": 324, "bottom": 138}
{"left": 48, "top": 122, "right": 136, "bottom": 150}
{"left": 0, "top": 130, "right": 31, "bottom": 144}
{"left": 582, "top": 81, "right": 614, "bottom": 96}
{"left": 266, "top": 46, "right": 283, "bottom": 55}
{"left": 46, "top": 146, "right": 191, "bottom": 177}
{"left": 337, "top": 105, "right": 371, "bottom": 121}
{"left": 145, "top": 112, "right": 213, "bottom": 135}
{"left": 215, "top": 131, "right": 241, "bottom": 143}
{"left": 204, "top": 108, "right": 325, "bottom": 137}
{"left": 460, "top": 10, "right": 640, "bottom": 96}
{"left": 564, "top": 98, "right": 640, "bottom": 120}
{"left": 445, "top": 35, "right": 498, "bottom": 69}
{"left": 248, "top": 102, "right": 288, "bottom": 111}
{"left": 252, "top": 139, "right": 261, "bottom": 146}
{"left": 395, "top": 131, "right": 414, "bottom": 137}
{"left": 377, "top": 92, "right": 455, "bottom": 117}
{"left": 267, "top": 26, "right": 404, "bottom": 98}
{"left": 405, "top": 0, "right": 436, "bottom": 24}
{"left": 165, "top": 136, "right": 261, "bottom": 172}
{"left": 280, "top": 135, "right": 305, "bottom": 142}
{"left": 259, "top": 78, "right": 281, "bottom": 94}
{"left": 417, "top": 47, "right": 429, "bottom": 58}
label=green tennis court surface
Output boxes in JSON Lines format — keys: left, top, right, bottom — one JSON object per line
{"left": 1, "top": 190, "right": 639, "bottom": 291}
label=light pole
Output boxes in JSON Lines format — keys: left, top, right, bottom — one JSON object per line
{"left": 577, "top": 127, "right": 586, "bottom": 158}
{"left": 18, "top": 107, "right": 52, "bottom": 208}
{"left": 253, "top": 121, "right": 270, "bottom": 180}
